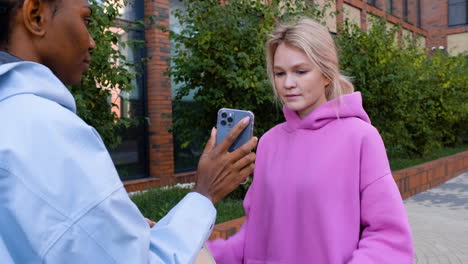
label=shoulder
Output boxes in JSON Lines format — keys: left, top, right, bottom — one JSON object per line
{"left": 334, "top": 117, "right": 383, "bottom": 144}
{"left": 257, "top": 122, "right": 286, "bottom": 149}
{"left": 1, "top": 93, "right": 81, "bottom": 126}
{"left": 0, "top": 93, "right": 121, "bottom": 216}
{"left": 1, "top": 94, "right": 99, "bottom": 149}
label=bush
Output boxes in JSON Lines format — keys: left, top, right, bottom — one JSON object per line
{"left": 131, "top": 186, "right": 245, "bottom": 224}
{"left": 336, "top": 18, "right": 468, "bottom": 157}
{"left": 168, "top": 3, "right": 467, "bottom": 159}
{"left": 69, "top": 0, "right": 144, "bottom": 149}
{"left": 166, "top": 0, "right": 331, "bottom": 149}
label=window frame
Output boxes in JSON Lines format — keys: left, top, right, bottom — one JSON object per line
{"left": 448, "top": 0, "right": 468, "bottom": 27}
{"left": 387, "top": 0, "right": 393, "bottom": 14}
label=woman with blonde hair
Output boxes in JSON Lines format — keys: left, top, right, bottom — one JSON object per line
{"left": 207, "top": 18, "right": 414, "bottom": 263}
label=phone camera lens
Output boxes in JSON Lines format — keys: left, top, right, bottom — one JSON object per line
{"left": 227, "top": 117, "right": 233, "bottom": 123}
{"left": 221, "top": 112, "right": 227, "bottom": 118}
{"left": 221, "top": 120, "right": 227, "bottom": 126}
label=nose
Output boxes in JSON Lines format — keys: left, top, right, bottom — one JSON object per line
{"left": 89, "top": 32, "right": 96, "bottom": 50}
{"left": 284, "top": 74, "right": 296, "bottom": 89}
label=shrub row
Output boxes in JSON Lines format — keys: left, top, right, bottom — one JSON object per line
{"left": 169, "top": 1, "right": 467, "bottom": 159}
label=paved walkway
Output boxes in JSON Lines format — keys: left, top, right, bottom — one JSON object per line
{"left": 405, "top": 171, "right": 468, "bottom": 263}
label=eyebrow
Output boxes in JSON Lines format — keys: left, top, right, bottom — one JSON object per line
{"left": 273, "top": 63, "right": 311, "bottom": 69}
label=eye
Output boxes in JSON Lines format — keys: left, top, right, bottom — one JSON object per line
{"left": 297, "top": 70, "right": 308, "bottom": 75}
{"left": 274, "top": 72, "right": 285, "bottom": 77}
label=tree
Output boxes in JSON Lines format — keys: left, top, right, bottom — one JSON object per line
{"left": 166, "top": 0, "right": 331, "bottom": 151}
{"left": 69, "top": 0, "right": 143, "bottom": 149}
{"left": 337, "top": 17, "right": 467, "bottom": 157}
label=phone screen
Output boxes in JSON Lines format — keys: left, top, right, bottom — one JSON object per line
{"left": 216, "top": 108, "right": 255, "bottom": 152}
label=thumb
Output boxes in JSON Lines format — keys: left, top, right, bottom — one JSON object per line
{"left": 202, "top": 127, "right": 217, "bottom": 155}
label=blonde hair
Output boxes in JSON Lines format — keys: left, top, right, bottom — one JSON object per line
{"left": 266, "top": 18, "right": 354, "bottom": 101}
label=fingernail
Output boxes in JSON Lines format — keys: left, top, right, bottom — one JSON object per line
{"left": 242, "top": 117, "right": 250, "bottom": 124}
{"left": 211, "top": 127, "right": 216, "bottom": 136}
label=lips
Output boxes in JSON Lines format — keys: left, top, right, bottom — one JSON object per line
{"left": 83, "top": 58, "right": 91, "bottom": 71}
{"left": 285, "top": 94, "right": 300, "bottom": 99}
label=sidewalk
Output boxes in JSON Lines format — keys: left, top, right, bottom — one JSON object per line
{"left": 405, "top": 171, "right": 468, "bottom": 263}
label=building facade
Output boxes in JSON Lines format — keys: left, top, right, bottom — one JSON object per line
{"left": 119, "top": 0, "right": 468, "bottom": 191}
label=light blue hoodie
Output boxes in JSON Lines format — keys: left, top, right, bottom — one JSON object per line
{"left": 0, "top": 54, "right": 215, "bottom": 264}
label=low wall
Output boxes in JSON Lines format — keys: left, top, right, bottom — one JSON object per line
{"left": 124, "top": 171, "right": 196, "bottom": 192}
{"left": 208, "top": 151, "right": 468, "bottom": 241}
{"left": 393, "top": 151, "right": 468, "bottom": 199}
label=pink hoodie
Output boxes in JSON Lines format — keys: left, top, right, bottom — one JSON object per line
{"left": 207, "top": 92, "right": 414, "bottom": 263}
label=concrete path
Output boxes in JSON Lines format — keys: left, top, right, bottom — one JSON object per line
{"left": 405, "top": 171, "right": 468, "bottom": 263}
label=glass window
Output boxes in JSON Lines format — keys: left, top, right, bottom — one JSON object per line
{"left": 403, "top": 0, "right": 408, "bottom": 21}
{"left": 170, "top": 0, "right": 205, "bottom": 173}
{"left": 110, "top": 1, "right": 149, "bottom": 180}
{"left": 118, "top": 0, "right": 144, "bottom": 22}
{"left": 387, "top": 0, "right": 393, "bottom": 13}
{"left": 367, "top": 0, "right": 377, "bottom": 6}
{"left": 448, "top": 0, "right": 468, "bottom": 26}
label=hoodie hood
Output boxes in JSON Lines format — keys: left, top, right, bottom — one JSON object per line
{"left": 0, "top": 58, "right": 76, "bottom": 113}
{"left": 283, "top": 92, "right": 370, "bottom": 132}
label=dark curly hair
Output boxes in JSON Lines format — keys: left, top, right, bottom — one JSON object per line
{"left": 0, "top": 0, "right": 60, "bottom": 49}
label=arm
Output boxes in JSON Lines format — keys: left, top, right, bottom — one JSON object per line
{"left": 11, "top": 104, "right": 256, "bottom": 263}
{"left": 205, "top": 163, "right": 258, "bottom": 264}
{"left": 44, "top": 189, "right": 216, "bottom": 264}
{"left": 207, "top": 223, "right": 247, "bottom": 264}
{"left": 347, "top": 128, "right": 414, "bottom": 263}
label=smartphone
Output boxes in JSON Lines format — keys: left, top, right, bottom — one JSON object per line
{"left": 216, "top": 108, "right": 255, "bottom": 152}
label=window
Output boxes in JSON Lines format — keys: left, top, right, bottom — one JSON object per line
{"left": 170, "top": 0, "right": 205, "bottom": 173}
{"left": 448, "top": 0, "right": 468, "bottom": 26}
{"left": 417, "top": 0, "right": 421, "bottom": 27}
{"left": 387, "top": 0, "right": 393, "bottom": 14}
{"left": 368, "top": 0, "right": 377, "bottom": 6}
{"left": 403, "top": 0, "right": 408, "bottom": 21}
{"left": 110, "top": 0, "right": 149, "bottom": 180}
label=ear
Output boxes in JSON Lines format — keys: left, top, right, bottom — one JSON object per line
{"left": 22, "top": 0, "right": 50, "bottom": 37}
{"left": 323, "top": 75, "right": 332, "bottom": 87}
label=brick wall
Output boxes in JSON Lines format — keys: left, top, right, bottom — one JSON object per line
{"left": 338, "top": 0, "right": 427, "bottom": 44}
{"left": 394, "top": 151, "right": 468, "bottom": 199}
{"left": 133, "top": 0, "right": 456, "bottom": 190}
{"left": 144, "top": 0, "right": 175, "bottom": 185}
{"left": 208, "top": 151, "right": 468, "bottom": 240}
{"left": 421, "top": 0, "right": 468, "bottom": 50}
{"left": 124, "top": 171, "right": 196, "bottom": 192}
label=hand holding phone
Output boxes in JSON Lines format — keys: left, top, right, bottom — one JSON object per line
{"left": 193, "top": 113, "right": 257, "bottom": 204}
{"left": 216, "top": 108, "right": 255, "bottom": 152}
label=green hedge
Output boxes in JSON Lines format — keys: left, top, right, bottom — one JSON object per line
{"left": 130, "top": 186, "right": 245, "bottom": 224}
{"left": 337, "top": 19, "right": 468, "bottom": 157}
{"left": 168, "top": 1, "right": 467, "bottom": 159}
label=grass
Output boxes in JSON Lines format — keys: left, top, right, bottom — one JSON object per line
{"left": 130, "top": 185, "right": 245, "bottom": 224}
{"left": 389, "top": 144, "right": 468, "bottom": 171}
{"left": 131, "top": 145, "right": 467, "bottom": 224}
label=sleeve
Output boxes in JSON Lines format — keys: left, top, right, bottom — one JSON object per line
{"left": 44, "top": 191, "right": 216, "bottom": 264}
{"left": 206, "top": 150, "right": 259, "bottom": 264}
{"left": 5, "top": 101, "right": 216, "bottom": 264}
{"left": 207, "top": 224, "right": 247, "bottom": 264}
{"left": 347, "top": 128, "right": 414, "bottom": 264}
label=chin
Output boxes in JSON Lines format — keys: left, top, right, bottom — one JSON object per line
{"left": 62, "top": 75, "right": 83, "bottom": 86}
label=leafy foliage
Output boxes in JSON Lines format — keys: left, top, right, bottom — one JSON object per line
{"left": 68, "top": 0, "right": 142, "bottom": 149}
{"left": 337, "top": 17, "right": 468, "bottom": 157}
{"left": 166, "top": 0, "right": 331, "bottom": 150}
{"left": 130, "top": 186, "right": 245, "bottom": 224}
{"left": 169, "top": 1, "right": 466, "bottom": 165}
